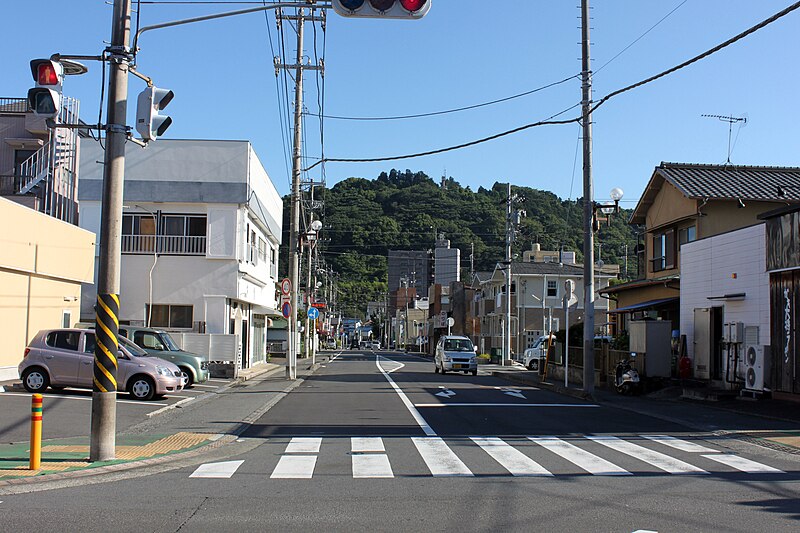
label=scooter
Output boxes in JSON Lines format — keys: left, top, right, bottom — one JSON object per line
{"left": 614, "top": 353, "right": 641, "bottom": 395}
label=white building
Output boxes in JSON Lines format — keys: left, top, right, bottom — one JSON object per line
{"left": 78, "top": 139, "right": 282, "bottom": 369}
{"left": 680, "top": 223, "right": 770, "bottom": 387}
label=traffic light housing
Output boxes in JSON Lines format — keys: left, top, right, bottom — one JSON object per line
{"left": 136, "top": 86, "right": 174, "bottom": 141}
{"left": 333, "top": 0, "right": 431, "bottom": 19}
{"left": 27, "top": 59, "right": 63, "bottom": 119}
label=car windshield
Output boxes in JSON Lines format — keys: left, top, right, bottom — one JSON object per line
{"left": 160, "top": 332, "right": 181, "bottom": 351}
{"left": 444, "top": 339, "right": 474, "bottom": 351}
{"left": 119, "top": 336, "right": 149, "bottom": 357}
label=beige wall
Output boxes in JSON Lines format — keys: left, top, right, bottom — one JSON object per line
{"left": 644, "top": 183, "right": 696, "bottom": 231}
{"left": 698, "top": 200, "right": 782, "bottom": 238}
{"left": 0, "top": 198, "right": 95, "bottom": 379}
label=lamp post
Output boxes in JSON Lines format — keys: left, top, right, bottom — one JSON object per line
{"left": 305, "top": 219, "right": 323, "bottom": 361}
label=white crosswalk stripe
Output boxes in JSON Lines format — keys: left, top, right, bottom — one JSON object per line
{"left": 189, "top": 460, "right": 244, "bottom": 479}
{"left": 187, "top": 434, "right": 785, "bottom": 480}
{"left": 642, "top": 435, "right": 717, "bottom": 453}
{"left": 588, "top": 436, "right": 709, "bottom": 474}
{"left": 412, "top": 436, "right": 473, "bottom": 477}
{"left": 471, "top": 437, "right": 552, "bottom": 476}
{"left": 528, "top": 437, "right": 631, "bottom": 476}
{"left": 701, "top": 454, "right": 785, "bottom": 474}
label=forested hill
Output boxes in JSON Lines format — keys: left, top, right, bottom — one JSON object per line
{"left": 280, "top": 169, "right": 638, "bottom": 315}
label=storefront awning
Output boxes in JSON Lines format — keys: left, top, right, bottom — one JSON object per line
{"left": 607, "top": 297, "right": 679, "bottom": 314}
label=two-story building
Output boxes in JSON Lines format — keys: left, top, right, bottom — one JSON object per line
{"left": 78, "top": 138, "right": 283, "bottom": 369}
{"left": 601, "top": 162, "right": 800, "bottom": 383}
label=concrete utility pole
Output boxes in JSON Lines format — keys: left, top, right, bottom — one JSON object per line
{"left": 90, "top": 0, "right": 131, "bottom": 462}
{"left": 581, "top": 0, "right": 596, "bottom": 395}
{"left": 504, "top": 183, "right": 512, "bottom": 366}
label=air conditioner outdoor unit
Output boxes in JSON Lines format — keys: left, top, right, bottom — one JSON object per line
{"left": 744, "top": 344, "right": 766, "bottom": 392}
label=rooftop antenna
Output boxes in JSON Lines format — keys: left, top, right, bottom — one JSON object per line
{"left": 701, "top": 114, "right": 747, "bottom": 164}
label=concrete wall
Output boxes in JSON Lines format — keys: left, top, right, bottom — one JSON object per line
{"left": 0, "top": 198, "right": 95, "bottom": 379}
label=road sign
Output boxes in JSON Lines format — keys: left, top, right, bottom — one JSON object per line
{"left": 281, "top": 301, "right": 292, "bottom": 319}
{"left": 280, "top": 278, "right": 292, "bottom": 295}
{"left": 307, "top": 307, "right": 319, "bottom": 320}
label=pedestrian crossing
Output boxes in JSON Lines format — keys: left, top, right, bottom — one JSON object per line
{"left": 189, "top": 435, "right": 786, "bottom": 481}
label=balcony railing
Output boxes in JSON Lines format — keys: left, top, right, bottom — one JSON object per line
{"left": 122, "top": 234, "right": 206, "bottom": 255}
{"left": 0, "top": 97, "right": 28, "bottom": 113}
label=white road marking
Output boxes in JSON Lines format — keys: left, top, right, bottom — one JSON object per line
{"left": 352, "top": 454, "right": 394, "bottom": 478}
{"left": 498, "top": 387, "right": 527, "bottom": 399}
{"left": 377, "top": 355, "right": 436, "bottom": 436}
{"left": 0, "top": 391, "right": 168, "bottom": 406}
{"left": 189, "top": 460, "right": 244, "bottom": 479}
{"left": 352, "top": 437, "right": 385, "bottom": 453}
{"left": 588, "top": 436, "right": 708, "bottom": 474}
{"left": 412, "top": 437, "right": 473, "bottom": 477}
{"left": 642, "top": 435, "right": 717, "bottom": 453}
{"left": 191, "top": 384, "right": 221, "bottom": 389}
{"left": 529, "top": 437, "right": 631, "bottom": 476}
{"left": 286, "top": 437, "right": 322, "bottom": 454}
{"left": 271, "top": 456, "right": 317, "bottom": 479}
{"left": 701, "top": 454, "right": 785, "bottom": 473}
{"left": 205, "top": 379, "right": 231, "bottom": 383}
{"left": 435, "top": 386, "right": 456, "bottom": 398}
{"left": 414, "top": 403, "right": 599, "bottom": 408}
{"left": 471, "top": 437, "right": 552, "bottom": 476}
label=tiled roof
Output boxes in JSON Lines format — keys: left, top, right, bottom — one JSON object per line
{"left": 656, "top": 162, "right": 800, "bottom": 201}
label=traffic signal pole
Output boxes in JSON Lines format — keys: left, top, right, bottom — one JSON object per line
{"left": 91, "top": 0, "right": 131, "bottom": 462}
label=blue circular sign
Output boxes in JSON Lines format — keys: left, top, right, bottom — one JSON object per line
{"left": 307, "top": 307, "right": 320, "bottom": 320}
{"left": 282, "top": 302, "right": 292, "bottom": 319}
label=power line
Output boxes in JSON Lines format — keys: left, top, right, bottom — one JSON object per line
{"left": 305, "top": 1, "right": 800, "bottom": 171}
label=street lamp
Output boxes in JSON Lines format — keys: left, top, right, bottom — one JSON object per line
{"left": 593, "top": 188, "right": 624, "bottom": 230}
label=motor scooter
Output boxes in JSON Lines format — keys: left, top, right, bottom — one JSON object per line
{"left": 614, "top": 352, "right": 641, "bottom": 395}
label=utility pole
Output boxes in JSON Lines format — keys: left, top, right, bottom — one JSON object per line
{"left": 276, "top": 6, "right": 323, "bottom": 378}
{"left": 90, "top": 0, "right": 131, "bottom": 462}
{"left": 504, "top": 183, "right": 513, "bottom": 367}
{"left": 581, "top": 0, "right": 596, "bottom": 395}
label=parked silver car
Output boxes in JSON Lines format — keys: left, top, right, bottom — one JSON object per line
{"left": 19, "top": 328, "right": 184, "bottom": 400}
{"left": 434, "top": 335, "right": 478, "bottom": 376}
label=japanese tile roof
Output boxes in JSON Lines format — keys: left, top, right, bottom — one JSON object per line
{"left": 631, "top": 162, "right": 800, "bottom": 224}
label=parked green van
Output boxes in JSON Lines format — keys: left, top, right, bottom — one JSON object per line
{"left": 118, "top": 326, "right": 209, "bottom": 387}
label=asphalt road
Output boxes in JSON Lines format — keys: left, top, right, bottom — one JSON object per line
{"left": 1, "top": 350, "right": 798, "bottom": 532}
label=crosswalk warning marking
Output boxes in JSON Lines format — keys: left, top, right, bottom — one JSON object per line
{"left": 285, "top": 437, "right": 322, "bottom": 454}
{"left": 641, "top": 435, "right": 717, "bottom": 453}
{"left": 528, "top": 437, "right": 632, "bottom": 476}
{"left": 271, "top": 455, "right": 317, "bottom": 479}
{"left": 701, "top": 454, "right": 785, "bottom": 474}
{"left": 352, "top": 437, "right": 385, "bottom": 453}
{"left": 189, "top": 460, "right": 244, "bottom": 479}
{"left": 588, "top": 436, "right": 709, "bottom": 475}
{"left": 470, "top": 437, "right": 552, "bottom": 477}
{"left": 412, "top": 437, "right": 473, "bottom": 477}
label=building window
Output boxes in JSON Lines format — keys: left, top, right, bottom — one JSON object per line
{"left": 547, "top": 280, "right": 558, "bottom": 297}
{"left": 62, "top": 310, "right": 72, "bottom": 328}
{"left": 122, "top": 213, "right": 206, "bottom": 255}
{"left": 679, "top": 225, "right": 697, "bottom": 245}
{"left": 146, "top": 304, "right": 193, "bottom": 328}
{"left": 651, "top": 229, "right": 676, "bottom": 272}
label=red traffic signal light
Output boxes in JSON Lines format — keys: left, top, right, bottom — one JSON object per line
{"left": 30, "top": 59, "right": 63, "bottom": 87}
{"left": 28, "top": 59, "right": 64, "bottom": 119}
{"left": 333, "top": 0, "right": 430, "bottom": 19}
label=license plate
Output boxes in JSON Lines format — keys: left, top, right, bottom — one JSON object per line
{"left": 454, "top": 364, "right": 465, "bottom": 369}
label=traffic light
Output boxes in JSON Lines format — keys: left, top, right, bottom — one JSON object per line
{"left": 332, "top": 0, "right": 431, "bottom": 19}
{"left": 135, "top": 86, "right": 174, "bottom": 141}
{"left": 27, "top": 59, "right": 63, "bottom": 119}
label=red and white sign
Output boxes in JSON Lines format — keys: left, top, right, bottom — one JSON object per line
{"left": 280, "top": 278, "right": 292, "bottom": 295}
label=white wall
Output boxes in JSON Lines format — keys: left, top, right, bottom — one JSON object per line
{"left": 680, "top": 223, "right": 770, "bottom": 357}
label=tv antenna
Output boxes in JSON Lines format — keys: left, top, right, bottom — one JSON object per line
{"left": 701, "top": 114, "right": 747, "bottom": 164}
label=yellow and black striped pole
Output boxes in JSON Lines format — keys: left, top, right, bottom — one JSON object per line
{"left": 90, "top": 292, "right": 119, "bottom": 461}
{"left": 30, "top": 393, "right": 43, "bottom": 470}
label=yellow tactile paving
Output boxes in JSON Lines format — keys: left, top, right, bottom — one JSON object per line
{"left": 40, "top": 432, "right": 212, "bottom": 460}
{"left": 765, "top": 435, "right": 800, "bottom": 449}
{"left": 0, "top": 461, "right": 91, "bottom": 476}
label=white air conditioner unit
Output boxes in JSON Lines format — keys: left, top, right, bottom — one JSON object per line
{"left": 744, "top": 344, "right": 766, "bottom": 392}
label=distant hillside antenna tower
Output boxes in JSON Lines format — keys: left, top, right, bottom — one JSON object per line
{"left": 701, "top": 113, "right": 747, "bottom": 164}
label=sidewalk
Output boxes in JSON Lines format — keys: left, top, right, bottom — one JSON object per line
{"left": 0, "top": 357, "right": 315, "bottom": 487}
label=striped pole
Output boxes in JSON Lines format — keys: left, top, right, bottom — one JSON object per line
{"left": 90, "top": 292, "right": 119, "bottom": 461}
{"left": 30, "top": 394, "right": 43, "bottom": 470}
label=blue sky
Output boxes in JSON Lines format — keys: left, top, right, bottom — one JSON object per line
{"left": 2, "top": 1, "right": 798, "bottom": 206}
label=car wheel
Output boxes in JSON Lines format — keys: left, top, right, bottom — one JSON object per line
{"left": 129, "top": 375, "right": 156, "bottom": 401}
{"left": 22, "top": 367, "right": 50, "bottom": 393}
{"left": 179, "top": 367, "right": 193, "bottom": 388}
{"left": 528, "top": 361, "right": 537, "bottom": 371}
{"left": 472, "top": 369, "right": 478, "bottom": 376}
